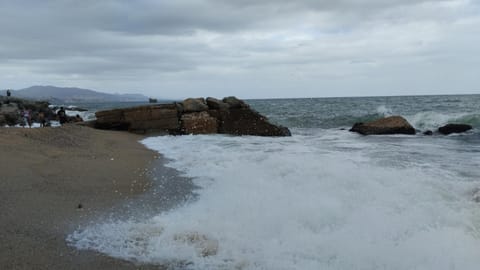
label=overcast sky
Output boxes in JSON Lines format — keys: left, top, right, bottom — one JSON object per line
{"left": 0, "top": 0, "right": 479, "bottom": 99}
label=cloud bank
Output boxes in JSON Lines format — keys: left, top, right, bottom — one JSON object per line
{"left": 0, "top": 0, "right": 479, "bottom": 98}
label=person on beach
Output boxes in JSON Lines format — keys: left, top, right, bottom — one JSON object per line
{"left": 57, "top": 107, "right": 67, "bottom": 125}
{"left": 38, "top": 111, "right": 46, "bottom": 127}
{"left": 23, "top": 109, "right": 32, "bottom": 128}
{"left": 74, "top": 114, "right": 83, "bottom": 122}
{"left": 5, "top": 89, "right": 11, "bottom": 104}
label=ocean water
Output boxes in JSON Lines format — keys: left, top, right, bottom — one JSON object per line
{"left": 68, "top": 95, "right": 480, "bottom": 270}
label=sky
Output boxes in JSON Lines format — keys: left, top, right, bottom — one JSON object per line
{"left": 0, "top": 0, "right": 479, "bottom": 99}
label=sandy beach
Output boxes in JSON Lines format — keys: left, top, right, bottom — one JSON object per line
{"left": 0, "top": 124, "right": 169, "bottom": 270}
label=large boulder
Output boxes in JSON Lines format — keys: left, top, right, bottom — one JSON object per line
{"left": 181, "top": 111, "right": 218, "bottom": 134}
{"left": 182, "top": 98, "right": 208, "bottom": 113}
{"left": 216, "top": 107, "right": 291, "bottom": 136}
{"left": 350, "top": 116, "right": 416, "bottom": 135}
{"left": 438, "top": 124, "right": 472, "bottom": 135}
{"left": 206, "top": 97, "right": 229, "bottom": 110}
{"left": 222, "top": 96, "right": 248, "bottom": 109}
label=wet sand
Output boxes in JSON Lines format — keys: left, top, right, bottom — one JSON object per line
{"left": 0, "top": 125, "right": 179, "bottom": 270}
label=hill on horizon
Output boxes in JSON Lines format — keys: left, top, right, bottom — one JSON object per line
{"left": 0, "top": 85, "right": 150, "bottom": 103}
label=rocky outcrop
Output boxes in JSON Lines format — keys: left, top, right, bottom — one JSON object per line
{"left": 94, "top": 96, "right": 291, "bottom": 136}
{"left": 438, "top": 124, "right": 472, "bottom": 135}
{"left": 350, "top": 116, "right": 416, "bottom": 135}
{"left": 0, "top": 97, "right": 55, "bottom": 126}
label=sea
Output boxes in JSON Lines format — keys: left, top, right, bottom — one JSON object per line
{"left": 68, "top": 94, "right": 480, "bottom": 270}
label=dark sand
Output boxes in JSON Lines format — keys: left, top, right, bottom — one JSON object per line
{"left": 0, "top": 125, "right": 193, "bottom": 270}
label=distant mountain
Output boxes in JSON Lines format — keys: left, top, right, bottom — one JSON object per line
{"left": 0, "top": 85, "right": 150, "bottom": 103}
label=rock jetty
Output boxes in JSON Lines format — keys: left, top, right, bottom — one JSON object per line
{"left": 350, "top": 116, "right": 416, "bottom": 135}
{"left": 94, "top": 96, "right": 291, "bottom": 136}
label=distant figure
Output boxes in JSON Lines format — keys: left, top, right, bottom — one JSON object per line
{"left": 57, "top": 107, "right": 67, "bottom": 125}
{"left": 23, "top": 109, "right": 32, "bottom": 128}
{"left": 5, "top": 89, "right": 11, "bottom": 104}
{"left": 74, "top": 114, "right": 83, "bottom": 122}
{"left": 38, "top": 111, "right": 46, "bottom": 127}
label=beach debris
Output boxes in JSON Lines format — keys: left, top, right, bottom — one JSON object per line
{"left": 173, "top": 232, "right": 219, "bottom": 257}
{"left": 94, "top": 96, "right": 291, "bottom": 136}
{"left": 349, "top": 115, "right": 416, "bottom": 135}
{"left": 77, "top": 203, "right": 83, "bottom": 209}
{"left": 438, "top": 123, "right": 472, "bottom": 135}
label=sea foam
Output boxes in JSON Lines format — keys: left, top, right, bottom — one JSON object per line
{"left": 68, "top": 130, "right": 480, "bottom": 270}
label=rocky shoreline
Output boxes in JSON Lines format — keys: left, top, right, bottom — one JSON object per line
{"left": 94, "top": 96, "right": 292, "bottom": 136}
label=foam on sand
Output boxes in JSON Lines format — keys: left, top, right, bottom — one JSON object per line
{"left": 68, "top": 131, "right": 480, "bottom": 270}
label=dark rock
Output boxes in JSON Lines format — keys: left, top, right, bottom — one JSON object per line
{"left": 181, "top": 111, "right": 218, "bottom": 134}
{"left": 222, "top": 96, "right": 248, "bottom": 109}
{"left": 217, "top": 107, "right": 291, "bottom": 136}
{"left": 350, "top": 116, "right": 416, "bottom": 135}
{"left": 438, "top": 124, "right": 472, "bottom": 135}
{"left": 206, "top": 97, "right": 229, "bottom": 110}
{"left": 94, "top": 97, "right": 291, "bottom": 137}
{"left": 182, "top": 98, "right": 208, "bottom": 112}
{"left": 423, "top": 130, "right": 433, "bottom": 136}
{"left": 95, "top": 104, "right": 180, "bottom": 133}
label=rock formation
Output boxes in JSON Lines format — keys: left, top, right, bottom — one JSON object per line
{"left": 438, "top": 123, "right": 472, "bottom": 135}
{"left": 94, "top": 96, "right": 291, "bottom": 136}
{"left": 350, "top": 116, "right": 416, "bottom": 135}
{"left": 0, "top": 97, "right": 55, "bottom": 126}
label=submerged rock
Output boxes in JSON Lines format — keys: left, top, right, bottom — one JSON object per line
{"left": 423, "top": 130, "right": 433, "bottom": 136}
{"left": 350, "top": 116, "right": 416, "bottom": 135}
{"left": 173, "top": 232, "right": 219, "bottom": 257}
{"left": 438, "top": 124, "right": 472, "bottom": 135}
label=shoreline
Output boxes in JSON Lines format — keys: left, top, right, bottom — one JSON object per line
{"left": 0, "top": 125, "right": 186, "bottom": 269}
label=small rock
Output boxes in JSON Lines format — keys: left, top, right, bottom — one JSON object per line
{"left": 423, "top": 130, "right": 433, "bottom": 136}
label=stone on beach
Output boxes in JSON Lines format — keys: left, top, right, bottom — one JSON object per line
{"left": 349, "top": 116, "right": 416, "bottom": 135}
{"left": 438, "top": 123, "right": 472, "bottom": 135}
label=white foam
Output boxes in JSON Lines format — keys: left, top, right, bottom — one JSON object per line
{"left": 68, "top": 131, "right": 480, "bottom": 270}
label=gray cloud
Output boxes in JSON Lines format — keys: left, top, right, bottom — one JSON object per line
{"left": 0, "top": 0, "right": 478, "bottom": 98}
